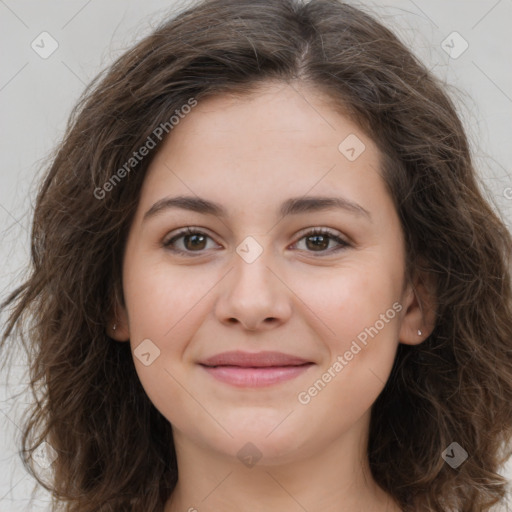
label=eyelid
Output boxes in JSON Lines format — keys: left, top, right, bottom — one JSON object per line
{"left": 293, "top": 226, "right": 347, "bottom": 242}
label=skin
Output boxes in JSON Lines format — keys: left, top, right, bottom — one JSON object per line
{"left": 112, "top": 80, "right": 435, "bottom": 512}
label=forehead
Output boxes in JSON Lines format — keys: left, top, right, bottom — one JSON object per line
{"left": 169, "top": 82, "right": 355, "bottom": 150}
{"left": 137, "top": 81, "right": 391, "bottom": 225}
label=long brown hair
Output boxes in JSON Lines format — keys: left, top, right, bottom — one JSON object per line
{"left": 2, "top": 0, "right": 511, "bottom": 510}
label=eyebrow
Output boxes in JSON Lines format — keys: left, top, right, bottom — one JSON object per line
{"left": 143, "top": 194, "right": 372, "bottom": 222}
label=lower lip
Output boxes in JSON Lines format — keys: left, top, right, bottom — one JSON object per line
{"left": 200, "top": 364, "right": 314, "bottom": 387}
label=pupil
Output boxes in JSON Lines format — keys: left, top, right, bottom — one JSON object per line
{"left": 307, "top": 235, "right": 328, "bottom": 251}
{"left": 185, "top": 234, "right": 206, "bottom": 250}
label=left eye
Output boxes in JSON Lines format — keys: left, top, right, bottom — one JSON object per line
{"left": 292, "top": 228, "right": 349, "bottom": 254}
{"left": 162, "top": 227, "right": 349, "bottom": 256}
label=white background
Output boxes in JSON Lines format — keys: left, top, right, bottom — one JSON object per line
{"left": 1, "top": 0, "right": 511, "bottom": 510}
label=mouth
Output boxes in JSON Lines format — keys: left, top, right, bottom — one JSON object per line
{"left": 198, "top": 351, "right": 315, "bottom": 387}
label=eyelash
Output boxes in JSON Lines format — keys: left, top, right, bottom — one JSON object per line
{"left": 162, "top": 226, "right": 350, "bottom": 257}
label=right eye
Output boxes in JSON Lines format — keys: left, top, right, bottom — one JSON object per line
{"left": 162, "top": 227, "right": 221, "bottom": 256}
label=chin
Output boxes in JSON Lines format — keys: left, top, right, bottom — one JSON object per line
{"left": 223, "top": 419, "right": 311, "bottom": 465}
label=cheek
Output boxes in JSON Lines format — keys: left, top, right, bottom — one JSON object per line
{"left": 123, "top": 267, "right": 206, "bottom": 428}
{"left": 123, "top": 261, "right": 217, "bottom": 422}
{"left": 293, "top": 260, "right": 402, "bottom": 418}
{"left": 299, "top": 258, "right": 402, "bottom": 351}
{"left": 124, "top": 260, "right": 214, "bottom": 341}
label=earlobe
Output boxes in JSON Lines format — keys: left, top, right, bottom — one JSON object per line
{"left": 398, "top": 270, "right": 437, "bottom": 346}
{"left": 108, "top": 302, "right": 130, "bottom": 342}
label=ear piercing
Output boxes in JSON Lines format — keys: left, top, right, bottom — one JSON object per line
{"left": 417, "top": 329, "right": 422, "bottom": 336}
{"left": 113, "top": 323, "right": 117, "bottom": 331}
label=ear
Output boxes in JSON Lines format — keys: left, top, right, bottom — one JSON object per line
{"left": 398, "top": 266, "right": 437, "bottom": 345}
{"left": 108, "top": 296, "right": 130, "bottom": 342}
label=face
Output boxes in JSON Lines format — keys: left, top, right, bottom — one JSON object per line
{"left": 116, "top": 81, "right": 422, "bottom": 465}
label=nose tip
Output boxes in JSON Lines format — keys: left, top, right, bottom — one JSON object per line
{"left": 215, "top": 253, "right": 292, "bottom": 332}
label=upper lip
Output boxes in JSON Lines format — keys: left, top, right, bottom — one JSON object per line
{"left": 199, "top": 351, "right": 312, "bottom": 368}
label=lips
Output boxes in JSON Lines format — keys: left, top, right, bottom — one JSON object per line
{"left": 198, "top": 351, "right": 314, "bottom": 387}
{"left": 199, "top": 350, "right": 311, "bottom": 368}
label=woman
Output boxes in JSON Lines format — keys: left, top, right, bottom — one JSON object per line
{"left": 2, "top": 0, "right": 511, "bottom": 510}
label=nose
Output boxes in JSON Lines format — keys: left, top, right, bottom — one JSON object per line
{"left": 214, "top": 244, "right": 292, "bottom": 332}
